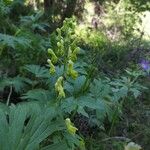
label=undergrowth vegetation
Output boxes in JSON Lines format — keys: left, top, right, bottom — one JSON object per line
{"left": 0, "top": 0, "right": 150, "bottom": 149}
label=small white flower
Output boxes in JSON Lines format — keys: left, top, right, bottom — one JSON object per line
{"left": 125, "top": 142, "right": 142, "bottom": 150}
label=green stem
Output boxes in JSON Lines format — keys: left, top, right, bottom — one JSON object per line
{"left": 6, "top": 85, "right": 13, "bottom": 106}
{"left": 108, "top": 107, "right": 118, "bottom": 136}
{"left": 81, "top": 66, "right": 95, "bottom": 93}
{"left": 71, "top": 105, "right": 78, "bottom": 120}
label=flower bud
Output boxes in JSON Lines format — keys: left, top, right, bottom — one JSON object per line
{"left": 57, "top": 42, "right": 64, "bottom": 56}
{"left": 65, "top": 118, "right": 78, "bottom": 135}
{"left": 67, "top": 60, "right": 78, "bottom": 79}
{"left": 47, "top": 59, "right": 55, "bottom": 74}
{"left": 48, "top": 48, "right": 58, "bottom": 64}
{"left": 55, "top": 76, "right": 65, "bottom": 98}
{"left": 60, "top": 39, "right": 64, "bottom": 44}
{"left": 70, "top": 69, "right": 78, "bottom": 79}
{"left": 68, "top": 48, "right": 72, "bottom": 59}
{"left": 63, "top": 20, "right": 66, "bottom": 24}
{"left": 56, "top": 28, "right": 61, "bottom": 34}
{"left": 72, "top": 47, "right": 80, "bottom": 61}
{"left": 57, "top": 42, "right": 61, "bottom": 47}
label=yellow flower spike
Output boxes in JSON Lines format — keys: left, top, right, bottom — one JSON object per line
{"left": 67, "top": 60, "right": 78, "bottom": 79}
{"left": 56, "top": 28, "right": 61, "bottom": 34}
{"left": 125, "top": 142, "right": 142, "bottom": 150}
{"left": 74, "top": 47, "right": 80, "bottom": 54}
{"left": 48, "top": 49, "right": 58, "bottom": 64}
{"left": 47, "top": 59, "right": 55, "bottom": 74}
{"left": 63, "top": 20, "right": 66, "bottom": 24}
{"left": 57, "top": 42, "right": 61, "bottom": 47}
{"left": 57, "top": 42, "right": 64, "bottom": 56}
{"left": 71, "top": 47, "right": 80, "bottom": 61}
{"left": 70, "top": 69, "right": 78, "bottom": 79}
{"left": 59, "top": 47, "right": 64, "bottom": 56}
{"left": 60, "top": 39, "right": 64, "bottom": 44}
{"left": 70, "top": 34, "right": 76, "bottom": 40}
{"left": 55, "top": 76, "right": 65, "bottom": 98}
{"left": 68, "top": 48, "right": 72, "bottom": 59}
{"left": 65, "top": 118, "right": 78, "bottom": 135}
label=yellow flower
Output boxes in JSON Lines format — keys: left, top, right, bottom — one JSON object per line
{"left": 71, "top": 47, "right": 80, "bottom": 61}
{"left": 65, "top": 118, "right": 78, "bottom": 135}
{"left": 57, "top": 42, "right": 64, "bottom": 56}
{"left": 48, "top": 49, "right": 58, "bottom": 64}
{"left": 70, "top": 69, "right": 78, "bottom": 79}
{"left": 55, "top": 76, "right": 65, "bottom": 98}
{"left": 68, "top": 48, "right": 72, "bottom": 59}
{"left": 67, "top": 60, "right": 78, "bottom": 79}
{"left": 68, "top": 46, "right": 79, "bottom": 62}
{"left": 47, "top": 59, "right": 55, "bottom": 74}
{"left": 56, "top": 28, "right": 61, "bottom": 34}
{"left": 125, "top": 142, "right": 142, "bottom": 150}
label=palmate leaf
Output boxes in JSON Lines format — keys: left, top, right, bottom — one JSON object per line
{"left": 0, "top": 76, "right": 27, "bottom": 93}
{"left": 89, "top": 79, "right": 115, "bottom": 122}
{"left": 0, "top": 102, "right": 8, "bottom": 112}
{"left": 95, "top": 100, "right": 113, "bottom": 122}
{"left": 0, "top": 102, "right": 66, "bottom": 150}
{"left": 20, "top": 12, "right": 43, "bottom": 25}
{"left": 61, "top": 95, "right": 99, "bottom": 117}
{"left": 61, "top": 97, "right": 77, "bottom": 114}
{"left": 110, "top": 75, "right": 147, "bottom": 99}
{"left": 24, "top": 65, "right": 50, "bottom": 78}
{"left": 21, "top": 89, "right": 53, "bottom": 101}
{"left": 78, "top": 95, "right": 112, "bottom": 120}
{"left": 63, "top": 78, "right": 117, "bottom": 122}
{"left": 77, "top": 95, "right": 99, "bottom": 110}
{"left": 74, "top": 76, "right": 86, "bottom": 93}
{"left": 0, "top": 33, "right": 31, "bottom": 49}
{"left": 20, "top": 11, "right": 49, "bottom": 32}
{"left": 61, "top": 96, "right": 89, "bottom": 117}
{"left": 64, "top": 76, "right": 86, "bottom": 95}
{"left": 90, "top": 79, "right": 111, "bottom": 99}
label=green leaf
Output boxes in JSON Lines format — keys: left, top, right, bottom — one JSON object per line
{"left": 24, "top": 65, "right": 50, "bottom": 78}
{"left": 0, "top": 33, "right": 30, "bottom": 49}
{"left": 21, "top": 89, "right": 52, "bottom": 101}
{"left": 41, "top": 141, "right": 68, "bottom": 150}
{"left": 73, "top": 75, "right": 86, "bottom": 93}
{"left": 61, "top": 97, "right": 77, "bottom": 114}
{"left": 77, "top": 106, "right": 89, "bottom": 118}
{"left": 0, "top": 76, "right": 27, "bottom": 93}
{"left": 78, "top": 96, "right": 98, "bottom": 110}
{"left": 90, "top": 79, "right": 111, "bottom": 99}
{"left": 130, "top": 88, "right": 141, "bottom": 98}
{"left": 0, "top": 102, "right": 66, "bottom": 150}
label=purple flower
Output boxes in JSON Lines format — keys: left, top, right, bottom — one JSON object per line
{"left": 140, "top": 60, "right": 150, "bottom": 71}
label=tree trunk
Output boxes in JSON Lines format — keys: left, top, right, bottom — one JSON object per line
{"left": 62, "top": 0, "right": 78, "bottom": 20}
{"left": 44, "top": 0, "right": 55, "bottom": 14}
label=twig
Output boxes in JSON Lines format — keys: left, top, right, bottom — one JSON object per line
{"left": 6, "top": 85, "right": 13, "bottom": 106}
{"left": 100, "top": 136, "right": 131, "bottom": 143}
{"left": 131, "top": 132, "right": 143, "bottom": 140}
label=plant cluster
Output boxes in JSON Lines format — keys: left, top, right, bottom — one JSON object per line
{"left": 0, "top": 1, "right": 149, "bottom": 149}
